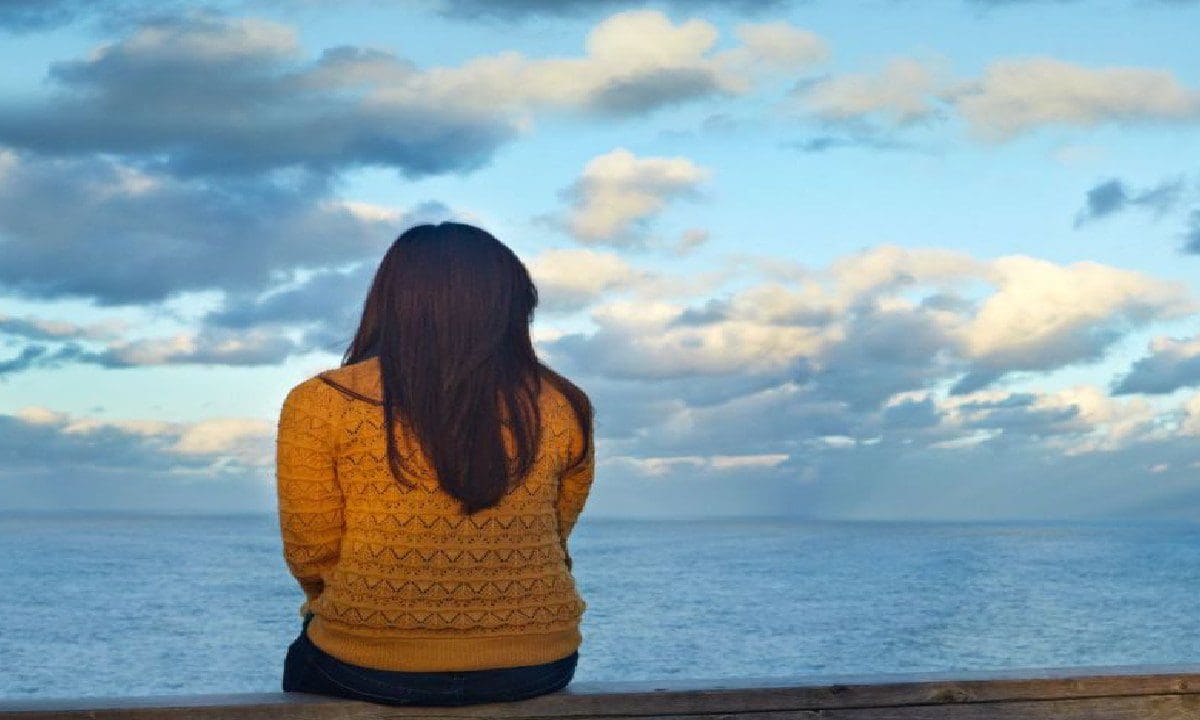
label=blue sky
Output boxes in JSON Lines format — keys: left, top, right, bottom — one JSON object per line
{"left": 2, "top": 0, "right": 1200, "bottom": 519}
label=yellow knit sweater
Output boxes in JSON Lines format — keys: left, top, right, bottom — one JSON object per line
{"left": 275, "top": 356, "right": 595, "bottom": 671}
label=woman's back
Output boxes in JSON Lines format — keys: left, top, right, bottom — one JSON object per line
{"left": 276, "top": 355, "right": 595, "bottom": 672}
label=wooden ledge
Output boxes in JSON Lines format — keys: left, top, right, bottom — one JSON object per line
{"left": 2, "top": 664, "right": 1199, "bottom": 719}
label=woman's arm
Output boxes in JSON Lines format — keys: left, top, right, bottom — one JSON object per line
{"left": 555, "top": 421, "right": 595, "bottom": 571}
{"left": 276, "top": 377, "right": 344, "bottom": 617}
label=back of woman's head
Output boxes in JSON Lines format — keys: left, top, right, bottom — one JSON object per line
{"left": 343, "top": 221, "right": 592, "bottom": 514}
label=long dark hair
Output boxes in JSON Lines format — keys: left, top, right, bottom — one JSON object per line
{"left": 341, "top": 221, "right": 592, "bottom": 514}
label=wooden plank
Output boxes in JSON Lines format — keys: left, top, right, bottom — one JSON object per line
{"left": 616, "top": 694, "right": 1200, "bottom": 719}
{"left": 2, "top": 665, "right": 1199, "bottom": 719}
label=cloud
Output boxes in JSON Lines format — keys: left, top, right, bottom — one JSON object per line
{"left": 801, "top": 57, "right": 952, "bottom": 126}
{"left": 880, "top": 395, "right": 942, "bottom": 429}
{"left": 610, "top": 452, "right": 789, "bottom": 477}
{"left": 95, "top": 328, "right": 301, "bottom": 367}
{"left": 0, "top": 148, "right": 442, "bottom": 305}
{"left": 614, "top": 369, "right": 1200, "bottom": 513}
{"left": 0, "top": 10, "right": 826, "bottom": 178}
{"left": 0, "top": 145, "right": 460, "bottom": 372}
{"left": 570, "top": 373, "right": 1200, "bottom": 520}
{"left": 435, "top": 0, "right": 788, "bottom": 20}
{"left": 4, "top": 0, "right": 1194, "bottom": 35}
{"left": 1185, "top": 209, "right": 1200, "bottom": 254}
{"left": 527, "top": 248, "right": 651, "bottom": 312}
{"left": 1112, "top": 333, "right": 1200, "bottom": 394}
{"left": 803, "top": 302, "right": 957, "bottom": 411}
{"left": 0, "top": 12, "right": 516, "bottom": 178}
{"left": 542, "top": 147, "right": 712, "bottom": 247}
{"left": 1073, "top": 177, "right": 1186, "bottom": 227}
{"left": 671, "top": 227, "right": 710, "bottom": 255}
{"left": 1020, "top": 386, "right": 1136, "bottom": 447}
{"left": 955, "top": 255, "right": 1194, "bottom": 377}
{"left": 0, "top": 228, "right": 682, "bottom": 377}
{"left": 0, "top": 345, "right": 57, "bottom": 375}
{"left": 543, "top": 246, "right": 1193, "bottom": 401}
{"left": 553, "top": 296, "right": 833, "bottom": 379}
{"left": 950, "top": 390, "right": 1087, "bottom": 439}
{"left": 0, "top": 0, "right": 89, "bottom": 32}
{"left": 207, "top": 264, "right": 373, "bottom": 327}
{"left": 8, "top": 240, "right": 1187, "bottom": 406}
{"left": 480, "top": 12, "right": 827, "bottom": 115}
{"left": 521, "top": 243, "right": 1200, "bottom": 519}
{"left": 171, "top": 416, "right": 274, "bottom": 459}
{"left": 11, "top": 373, "right": 1200, "bottom": 518}
{"left": 0, "top": 313, "right": 127, "bottom": 342}
{"left": 793, "top": 425, "right": 1200, "bottom": 522}
{"left": 0, "top": 328, "right": 302, "bottom": 376}
{"left": 0, "top": 0, "right": 195, "bottom": 33}
{"left": 0, "top": 405, "right": 273, "bottom": 511}
{"left": 793, "top": 56, "right": 1200, "bottom": 142}
{"left": 714, "top": 21, "right": 829, "bottom": 74}
{"left": 5, "top": 5, "right": 1200, "bottom": 522}
{"left": 784, "top": 133, "right": 918, "bottom": 153}
{"left": 956, "top": 58, "right": 1200, "bottom": 141}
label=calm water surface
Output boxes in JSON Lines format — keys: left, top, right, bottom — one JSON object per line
{"left": 2, "top": 513, "right": 1198, "bottom": 699}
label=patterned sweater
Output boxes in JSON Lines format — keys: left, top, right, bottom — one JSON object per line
{"left": 275, "top": 356, "right": 595, "bottom": 671}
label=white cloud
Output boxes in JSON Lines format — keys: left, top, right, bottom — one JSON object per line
{"left": 553, "top": 147, "right": 712, "bottom": 247}
{"left": 380, "top": 11, "right": 826, "bottom": 119}
{"left": 13, "top": 407, "right": 70, "bottom": 425}
{"left": 0, "top": 405, "right": 275, "bottom": 511}
{"left": 955, "top": 57, "right": 1200, "bottom": 141}
{"left": 934, "top": 384, "right": 1165, "bottom": 455}
{"left": 104, "top": 328, "right": 297, "bottom": 366}
{"left": 547, "top": 245, "right": 1193, "bottom": 402}
{"left": 0, "top": 313, "right": 128, "bottom": 341}
{"left": 611, "top": 451, "right": 790, "bottom": 477}
{"left": 118, "top": 14, "right": 299, "bottom": 62}
{"left": 716, "top": 21, "right": 830, "bottom": 77}
{"left": 803, "top": 57, "right": 950, "bottom": 125}
{"left": 959, "top": 256, "right": 1195, "bottom": 371}
{"left": 527, "top": 247, "right": 647, "bottom": 312}
{"left": 794, "top": 55, "right": 1200, "bottom": 141}
{"left": 574, "top": 297, "right": 835, "bottom": 377}
{"left": 172, "top": 417, "right": 274, "bottom": 465}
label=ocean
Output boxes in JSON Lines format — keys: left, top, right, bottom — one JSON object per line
{"left": 2, "top": 512, "right": 1198, "bottom": 700}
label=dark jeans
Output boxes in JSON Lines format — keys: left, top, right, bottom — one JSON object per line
{"left": 282, "top": 612, "right": 578, "bottom": 706}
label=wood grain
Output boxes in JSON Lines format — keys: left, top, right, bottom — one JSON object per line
{"left": 2, "top": 664, "right": 1198, "bottom": 719}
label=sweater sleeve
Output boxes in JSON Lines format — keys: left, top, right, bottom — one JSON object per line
{"left": 555, "top": 412, "right": 595, "bottom": 571}
{"left": 276, "top": 377, "right": 344, "bottom": 618}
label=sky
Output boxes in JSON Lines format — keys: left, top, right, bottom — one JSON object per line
{"left": 1, "top": 0, "right": 1200, "bottom": 520}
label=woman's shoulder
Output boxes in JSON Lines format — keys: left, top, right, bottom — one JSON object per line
{"left": 537, "top": 366, "right": 592, "bottom": 433}
{"left": 280, "top": 371, "right": 353, "bottom": 422}
{"left": 312, "top": 357, "right": 383, "bottom": 405}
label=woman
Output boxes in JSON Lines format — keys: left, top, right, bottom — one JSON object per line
{"left": 276, "top": 221, "right": 595, "bottom": 706}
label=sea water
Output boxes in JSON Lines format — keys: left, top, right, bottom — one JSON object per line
{"left": 1, "top": 512, "right": 1198, "bottom": 699}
